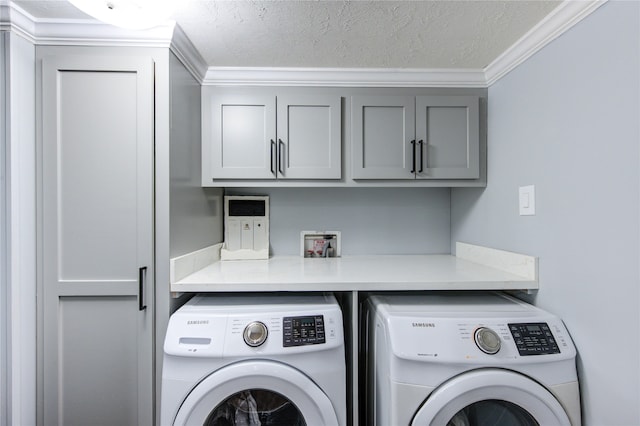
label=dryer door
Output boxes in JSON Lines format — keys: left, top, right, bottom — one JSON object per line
{"left": 172, "top": 360, "right": 339, "bottom": 426}
{"left": 412, "top": 369, "right": 571, "bottom": 426}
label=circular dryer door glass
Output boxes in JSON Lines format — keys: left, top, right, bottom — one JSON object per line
{"left": 447, "top": 400, "right": 538, "bottom": 426}
{"left": 205, "top": 389, "right": 305, "bottom": 426}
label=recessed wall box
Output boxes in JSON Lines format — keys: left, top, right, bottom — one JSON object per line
{"left": 222, "top": 196, "right": 269, "bottom": 260}
{"left": 300, "top": 231, "right": 341, "bottom": 258}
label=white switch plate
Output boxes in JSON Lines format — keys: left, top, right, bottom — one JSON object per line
{"left": 519, "top": 185, "right": 536, "bottom": 216}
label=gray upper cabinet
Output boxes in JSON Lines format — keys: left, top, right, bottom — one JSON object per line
{"left": 352, "top": 95, "right": 480, "bottom": 180}
{"left": 204, "top": 93, "right": 277, "bottom": 180}
{"left": 202, "top": 89, "right": 341, "bottom": 182}
{"left": 415, "top": 96, "right": 479, "bottom": 179}
{"left": 351, "top": 95, "right": 416, "bottom": 179}
{"left": 41, "top": 55, "right": 154, "bottom": 426}
{"left": 277, "top": 95, "right": 341, "bottom": 179}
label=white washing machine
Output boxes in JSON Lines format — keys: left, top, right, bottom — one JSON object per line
{"left": 161, "top": 293, "right": 346, "bottom": 426}
{"left": 364, "top": 292, "right": 581, "bottom": 426}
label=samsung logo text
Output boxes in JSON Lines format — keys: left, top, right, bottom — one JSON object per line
{"left": 412, "top": 322, "right": 436, "bottom": 328}
{"left": 187, "top": 320, "right": 209, "bottom": 325}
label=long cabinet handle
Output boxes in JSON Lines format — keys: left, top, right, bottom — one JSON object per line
{"left": 423, "top": 139, "right": 428, "bottom": 171}
{"left": 278, "top": 139, "right": 285, "bottom": 175}
{"left": 270, "top": 139, "right": 276, "bottom": 175}
{"left": 410, "top": 140, "right": 416, "bottom": 174}
{"left": 418, "top": 140, "right": 424, "bottom": 173}
{"left": 138, "top": 266, "right": 147, "bottom": 311}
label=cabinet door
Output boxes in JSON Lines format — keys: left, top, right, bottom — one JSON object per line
{"left": 415, "top": 96, "right": 480, "bottom": 179}
{"left": 203, "top": 92, "right": 276, "bottom": 180}
{"left": 276, "top": 95, "right": 341, "bottom": 179}
{"left": 351, "top": 95, "right": 416, "bottom": 179}
{"left": 41, "top": 55, "right": 154, "bottom": 426}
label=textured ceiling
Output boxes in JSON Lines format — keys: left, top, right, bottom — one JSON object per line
{"left": 14, "top": 0, "right": 562, "bottom": 69}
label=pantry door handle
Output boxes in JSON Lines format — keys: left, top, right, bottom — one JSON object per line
{"left": 270, "top": 139, "right": 276, "bottom": 175}
{"left": 278, "top": 139, "right": 285, "bottom": 175}
{"left": 138, "top": 266, "right": 147, "bottom": 311}
{"left": 418, "top": 140, "right": 424, "bottom": 173}
{"left": 410, "top": 140, "right": 416, "bottom": 174}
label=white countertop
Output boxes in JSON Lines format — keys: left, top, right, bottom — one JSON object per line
{"left": 170, "top": 252, "right": 538, "bottom": 292}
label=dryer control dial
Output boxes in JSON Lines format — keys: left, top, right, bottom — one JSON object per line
{"left": 243, "top": 321, "right": 268, "bottom": 347}
{"left": 474, "top": 327, "right": 501, "bottom": 354}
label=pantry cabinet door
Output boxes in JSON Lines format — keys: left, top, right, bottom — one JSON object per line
{"left": 276, "top": 95, "right": 341, "bottom": 179}
{"left": 351, "top": 95, "right": 416, "bottom": 179}
{"left": 41, "top": 55, "right": 154, "bottom": 426}
{"left": 203, "top": 91, "right": 277, "bottom": 180}
{"left": 415, "top": 96, "right": 480, "bottom": 179}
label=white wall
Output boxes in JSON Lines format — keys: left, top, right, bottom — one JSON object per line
{"left": 451, "top": 2, "right": 639, "bottom": 424}
{"left": 167, "top": 50, "right": 224, "bottom": 307}
{"left": 169, "top": 52, "right": 223, "bottom": 259}
{"left": 162, "top": 51, "right": 226, "bottom": 418}
{"left": 227, "top": 187, "right": 451, "bottom": 255}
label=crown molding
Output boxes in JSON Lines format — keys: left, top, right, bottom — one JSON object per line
{"left": 169, "top": 24, "right": 208, "bottom": 83}
{"left": 202, "top": 67, "right": 488, "bottom": 88}
{"left": 2, "top": 0, "right": 606, "bottom": 88}
{"left": 1, "top": 1, "right": 36, "bottom": 42}
{"left": 1, "top": 1, "right": 203, "bottom": 81}
{"left": 31, "top": 19, "right": 175, "bottom": 48}
{"left": 485, "top": 0, "right": 608, "bottom": 86}
{"left": 199, "top": 0, "right": 606, "bottom": 88}
{"left": 1, "top": 1, "right": 175, "bottom": 47}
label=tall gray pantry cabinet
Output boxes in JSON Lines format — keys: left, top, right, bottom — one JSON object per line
{"left": 39, "top": 54, "right": 155, "bottom": 425}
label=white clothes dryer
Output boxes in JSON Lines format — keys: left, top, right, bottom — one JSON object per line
{"left": 161, "top": 293, "right": 346, "bottom": 426}
{"left": 364, "top": 292, "right": 581, "bottom": 426}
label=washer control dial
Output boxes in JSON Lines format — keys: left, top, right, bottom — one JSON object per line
{"left": 243, "top": 321, "right": 268, "bottom": 347}
{"left": 474, "top": 327, "right": 501, "bottom": 354}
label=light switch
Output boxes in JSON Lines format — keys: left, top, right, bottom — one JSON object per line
{"left": 519, "top": 185, "right": 535, "bottom": 216}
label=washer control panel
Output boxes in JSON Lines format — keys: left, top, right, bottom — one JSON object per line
{"left": 509, "top": 322, "right": 560, "bottom": 356}
{"left": 283, "top": 315, "right": 325, "bottom": 347}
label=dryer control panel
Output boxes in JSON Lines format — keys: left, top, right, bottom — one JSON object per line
{"left": 509, "top": 322, "right": 560, "bottom": 356}
{"left": 283, "top": 315, "right": 326, "bottom": 347}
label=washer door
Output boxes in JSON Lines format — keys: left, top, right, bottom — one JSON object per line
{"left": 173, "top": 360, "right": 339, "bottom": 426}
{"left": 412, "top": 369, "right": 571, "bottom": 426}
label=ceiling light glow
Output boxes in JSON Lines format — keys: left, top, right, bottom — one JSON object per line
{"left": 68, "top": 0, "right": 175, "bottom": 30}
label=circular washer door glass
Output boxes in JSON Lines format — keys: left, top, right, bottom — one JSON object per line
{"left": 205, "top": 389, "right": 305, "bottom": 426}
{"left": 172, "top": 360, "right": 339, "bottom": 426}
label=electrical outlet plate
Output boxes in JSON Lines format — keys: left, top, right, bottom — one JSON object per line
{"left": 519, "top": 185, "right": 536, "bottom": 216}
{"left": 300, "top": 231, "right": 341, "bottom": 258}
